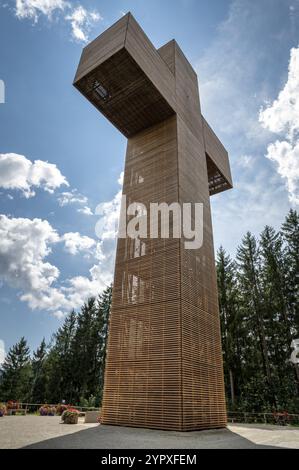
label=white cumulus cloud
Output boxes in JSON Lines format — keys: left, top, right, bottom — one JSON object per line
{"left": 57, "top": 189, "right": 87, "bottom": 206}
{"left": 0, "top": 153, "right": 68, "bottom": 198}
{"left": 13, "top": 0, "right": 102, "bottom": 42}
{"left": 237, "top": 155, "right": 255, "bottom": 169}
{"left": 0, "top": 173, "right": 123, "bottom": 317}
{"left": 57, "top": 189, "right": 93, "bottom": 215}
{"left": 0, "top": 212, "right": 115, "bottom": 318}
{"left": 15, "top": 0, "right": 67, "bottom": 21}
{"left": 259, "top": 46, "right": 299, "bottom": 205}
{"left": 0, "top": 160, "right": 120, "bottom": 318}
{"left": 52, "top": 310, "right": 65, "bottom": 319}
{"left": 62, "top": 231, "right": 95, "bottom": 255}
{"left": 65, "top": 5, "right": 102, "bottom": 42}
{"left": 60, "top": 263, "right": 112, "bottom": 312}
{"left": 264, "top": 140, "right": 299, "bottom": 205}
{"left": 0, "top": 214, "right": 60, "bottom": 295}
{"left": 77, "top": 206, "right": 93, "bottom": 216}
{"left": 95, "top": 172, "right": 123, "bottom": 241}
{"left": 259, "top": 46, "right": 299, "bottom": 139}
{"left": 192, "top": 0, "right": 294, "bottom": 255}
{"left": 0, "top": 339, "right": 5, "bottom": 364}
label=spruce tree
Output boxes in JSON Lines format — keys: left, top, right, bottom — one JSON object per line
{"left": 237, "top": 232, "right": 276, "bottom": 409}
{"left": 70, "top": 298, "right": 99, "bottom": 403}
{"left": 281, "top": 209, "right": 299, "bottom": 336}
{"left": 31, "top": 338, "right": 48, "bottom": 403}
{"left": 97, "top": 284, "right": 112, "bottom": 394}
{"left": 46, "top": 310, "right": 77, "bottom": 403}
{"left": 260, "top": 225, "right": 297, "bottom": 407}
{"left": 70, "top": 286, "right": 112, "bottom": 405}
{"left": 0, "top": 337, "right": 32, "bottom": 402}
{"left": 217, "top": 247, "right": 244, "bottom": 408}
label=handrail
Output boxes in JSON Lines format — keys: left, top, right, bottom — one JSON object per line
{"left": 228, "top": 411, "right": 299, "bottom": 417}
{"left": 227, "top": 410, "right": 299, "bottom": 425}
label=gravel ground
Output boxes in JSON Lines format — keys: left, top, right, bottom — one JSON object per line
{"left": 0, "top": 416, "right": 98, "bottom": 449}
{"left": 0, "top": 415, "right": 299, "bottom": 449}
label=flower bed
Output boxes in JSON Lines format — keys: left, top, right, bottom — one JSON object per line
{"left": 273, "top": 411, "right": 290, "bottom": 426}
{"left": 6, "top": 400, "right": 19, "bottom": 411}
{"left": 0, "top": 403, "right": 7, "bottom": 417}
{"left": 39, "top": 405, "right": 57, "bottom": 416}
{"left": 56, "top": 404, "right": 69, "bottom": 416}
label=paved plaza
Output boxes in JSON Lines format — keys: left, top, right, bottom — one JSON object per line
{"left": 0, "top": 416, "right": 299, "bottom": 449}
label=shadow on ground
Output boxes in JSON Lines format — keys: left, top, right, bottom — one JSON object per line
{"left": 23, "top": 424, "right": 278, "bottom": 449}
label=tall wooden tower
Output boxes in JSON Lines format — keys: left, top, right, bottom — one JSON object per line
{"left": 74, "top": 13, "right": 232, "bottom": 431}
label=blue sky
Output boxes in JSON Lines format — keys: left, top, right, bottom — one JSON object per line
{"left": 0, "top": 0, "right": 299, "bottom": 360}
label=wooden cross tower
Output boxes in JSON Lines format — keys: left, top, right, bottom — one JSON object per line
{"left": 74, "top": 13, "right": 232, "bottom": 431}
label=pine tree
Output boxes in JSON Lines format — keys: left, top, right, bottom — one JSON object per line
{"left": 70, "top": 298, "right": 99, "bottom": 403}
{"left": 70, "top": 286, "right": 112, "bottom": 405}
{"left": 44, "top": 287, "right": 113, "bottom": 405}
{"left": 236, "top": 232, "right": 276, "bottom": 409}
{"left": 281, "top": 209, "right": 299, "bottom": 394}
{"left": 281, "top": 209, "right": 299, "bottom": 336}
{"left": 0, "top": 337, "right": 32, "bottom": 402}
{"left": 97, "top": 284, "right": 112, "bottom": 394}
{"left": 31, "top": 338, "right": 48, "bottom": 403}
{"left": 46, "top": 310, "right": 77, "bottom": 403}
{"left": 217, "top": 247, "right": 244, "bottom": 408}
{"left": 260, "top": 225, "right": 297, "bottom": 407}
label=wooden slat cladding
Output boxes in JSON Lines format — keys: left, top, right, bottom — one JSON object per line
{"left": 125, "top": 14, "right": 176, "bottom": 110}
{"left": 174, "top": 42, "right": 204, "bottom": 146}
{"left": 74, "top": 13, "right": 232, "bottom": 194}
{"left": 177, "top": 114, "right": 227, "bottom": 430}
{"left": 157, "top": 40, "right": 176, "bottom": 75}
{"left": 158, "top": 40, "right": 203, "bottom": 145}
{"left": 158, "top": 40, "right": 231, "bottom": 196}
{"left": 75, "top": 13, "right": 232, "bottom": 431}
{"left": 74, "top": 14, "right": 128, "bottom": 83}
{"left": 102, "top": 117, "right": 183, "bottom": 430}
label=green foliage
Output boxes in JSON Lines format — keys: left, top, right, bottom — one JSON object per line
{"left": 0, "top": 337, "right": 32, "bottom": 401}
{"left": 79, "top": 394, "right": 96, "bottom": 409}
{"left": 31, "top": 338, "right": 48, "bottom": 403}
{"left": 0, "top": 285, "right": 112, "bottom": 406}
{"left": 46, "top": 310, "right": 77, "bottom": 403}
{"left": 218, "top": 210, "right": 299, "bottom": 412}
